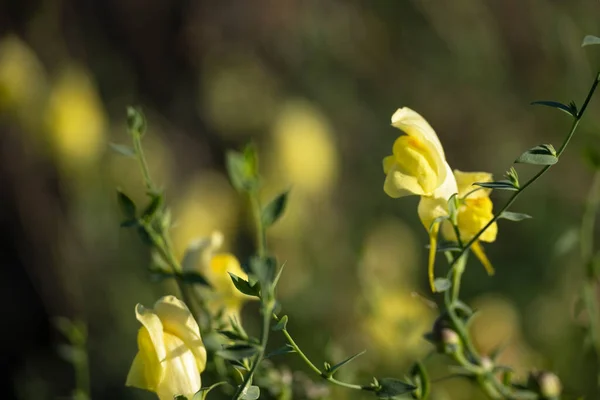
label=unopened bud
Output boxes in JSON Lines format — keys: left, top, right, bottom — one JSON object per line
{"left": 479, "top": 356, "right": 493, "bottom": 373}
{"left": 528, "top": 371, "right": 562, "bottom": 399}
{"left": 440, "top": 328, "right": 460, "bottom": 353}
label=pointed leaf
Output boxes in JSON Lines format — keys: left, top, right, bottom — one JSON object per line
{"left": 228, "top": 273, "right": 260, "bottom": 297}
{"left": 249, "top": 256, "right": 276, "bottom": 288}
{"left": 141, "top": 194, "right": 164, "bottom": 220}
{"left": 216, "top": 344, "right": 259, "bottom": 361}
{"left": 328, "top": 350, "right": 366, "bottom": 376}
{"left": 498, "top": 211, "right": 532, "bottom": 221}
{"left": 515, "top": 144, "right": 558, "bottom": 165}
{"left": 272, "top": 315, "right": 288, "bottom": 331}
{"left": 109, "top": 143, "right": 136, "bottom": 158}
{"left": 474, "top": 180, "right": 519, "bottom": 191}
{"left": 179, "top": 271, "right": 211, "bottom": 287}
{"left": 531, "top": 101, "right": 576, "bottom": 117}
{"left": 262, "top": 191, "right": 290, "bottom": 227}
{"left": 265, "top": 344, "right": 296, "bottom": 358}
{"left": 376, "top": 378, "right": 416, "bottom": 399}
{"left": 582, "top": 35, "right": 600, "bottom": 47}
{"left": 117, "top": 190, "right": 136, "bottom": 219}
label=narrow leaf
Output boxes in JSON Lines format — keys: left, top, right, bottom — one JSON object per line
{"left": 265, "top": 344, "right": 296, "bottom": 358}
{"left": 474, "top": 180, "right": 519, "bottom": 191}
{"left": 109, "top": 143, "right": 136, "bottom": 158}
{"left": 179, "top": 271, "right": 211, "bottom": 287}
{"left": 141, "top": 194, "right": 164, "bottom": 220}
{"left": 498, "top": 211, "right": 532, "bottom": 221}
{"left": 262, "top": 191, "right": 290, "bottom": 227}
{"left": 216, "top": 344, "right": 259, "bottom": 361}
{"left": 582, "top": 35, "right": 600, "bottom": 47}
{"left": 272, "top": 315, "right": 288, "bottom": 331}
{"left": 218, "top": 330, "right": 248, "bottom": 341}
{"left": 376, "top": 378, "right": 416, "bottom": 399}
{"left": 531, "top": 100, "right": 576, "bottom": 117}
{"left": 328, "top": 350, "right": 366, "bottom": 375}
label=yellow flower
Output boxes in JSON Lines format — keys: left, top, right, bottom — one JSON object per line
{"left": 418, "top": 170, "right": 498, "bottom": 290}
{"left": 183, "top": 232, "right": 255, "bottom": 322}
{"left": 383, "top": 107, "right": 455, "bottom": 198}
{"left": 126, "top": 296, "right": 207, "bottom": 400}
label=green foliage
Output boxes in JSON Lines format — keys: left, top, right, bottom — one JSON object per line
{"left": 226, "top": 145, "right": 260, "bottom": 193}
{"left": 261, "top": 191, "right": 290, "bottom": 227}
{"left": 265, "top": 344, "right": 296, "bottom": 358}
{"left": 272, "top": 315, "right": 288, "bottom": 331}
{"left": 498, "top": 211, "right": 532, "bottom": 221}
{"left": 582, "top": 35, "right": 600, "bottom": 47}
{"left": 515, "top": 144, "right": 558, "bottom": 165}
{"left": 109, "top": 142, "right": 136, "bottom": 158}
{"left": 239, "top": 385, "right": 260, "bottom": 400}
{"left": 325, "top": 350, "right": 366, "bottom": 377}
{"left": 216, "top": 344, "right": 260, "bottom": 361}
{"left": 433, "top": 278, "right": 451, "bottom": 292}
{"left": 228, "top": 273, "right": 261, "bottom": 297}
{"left": 375, "top": 378, "right": 416, "bottom": 399}
{"left": 126, "top": 106, "right": 146, "bottom": 136}
{"left": 531, "top": 100, "right": 578, "bottom": 117}
{"left": 116, "top": 190, "right": 136, "bottom": 220}
{"left": 474, "top": 180, "right": 519, "bottom": 191}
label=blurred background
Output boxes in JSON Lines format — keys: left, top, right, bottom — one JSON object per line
{"left": 2, "top": 0, "right": 600, "bottom": 399}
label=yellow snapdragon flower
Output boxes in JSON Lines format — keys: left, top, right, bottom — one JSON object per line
{"left": 383, "top": 107, "right": 456, "bottom": 198}
{"left": 383, "top": 108, "right": 497, "bottom": 291}
{"left": 183, "top": 232, "right": 255, "bottom": 322}
{"left": 126, "top": 296, "right": 207, "bottom": 400}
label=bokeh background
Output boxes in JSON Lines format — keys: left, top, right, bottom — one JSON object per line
{"left": 2, "top": 1, "right": 600, "bottom": 399}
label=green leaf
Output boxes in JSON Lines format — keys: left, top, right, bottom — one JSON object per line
{"left": 428, "top": 215, "right": 449, "bottom": 233}
{"left": 117, "top": 190, "right": 136, "bottom": 219}
{"left": 136, "top": 225, "right": 154, "bottom": 246}
{"left": 433, "top": 278, "right": 451, "bottom": 292}
{"left": 218, "top": 330, "right": 248, "bottom": 341}
{"left": 226, "top": 146, "right": 259, "bottom": 193}
{"left": 194, "top": 382, "right": 230, "bottom": 400}
{"left": 376, "top": 378, "right": 416, "bottom": 399}
{"left": 239, "top": 385, "right": 260, "bottom": 400}
{"left": 216, "top": 344, "right": 259, "bottom": 361}
{"left": 262, "top": 191, "right": 290, "bottom": 227}
{"left": 127, "top": 106, "right": 146, "bottom": 136}
{"left": 531, "top": 101, "right": 577, "bottom": 117}
{"left": 141, "top": 193, "right": 164, "bottom": 220}
{"left": 582, "top": 35, "right": 600, "bottom": 47}
{"left": 410, "top": 362, "right": 430, "bottom": 400}
{"left": 265, "top": 344, "right": 296, "bottom": 358}
{"left": 498, "top": 211, "right": 532, "bottom": 221}
{"left": 109, "top": 142, "right": 136, "bottom": 158}
{"left": 273, "top": 261, "right": 286, "bottom": 289}
{"left": 515, "top": 144, "right": 558, "bottom": 165}
{"left": 447, "top": 193, "right": 460, "bottom": 225}
{"left": 328, "top": 350, "right": 366, "bottom": 376}
{"left": 272, "top": 315, "right": 288, "bottom": 331}
{"left": 249, "top": 256, "right": 276, "bottom": 289}
{"left": 179, "top": 271, "right": 211, "bottom": 287}
{"left": 474, "top": 180, "right": 519, "bottom": 191}
{"left": 228, "top": 273, "right": 260, "bottom": 297}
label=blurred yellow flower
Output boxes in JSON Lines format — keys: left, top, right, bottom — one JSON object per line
{"left": 183, "top": 232, "right": 255, "bottom": 322}
{"left": 270, "top": 99, "right": 338, "bottom": 197}
{"left": 383, "top": 107, "right": 455, "bottom": 198}
{"left": 126, "top": 296, "right": 207, "bottom": 400}
{"left": 0, "top": 35, "right": 47, "bottom": 124}
{"left": 363, "top": 291, "right": 434, "bottom": 361}
{"left": 45, "top": 66, "right": 106, "bottom": 169}
{"left": 171, "top": 172, "right": 238, "bottom": 257}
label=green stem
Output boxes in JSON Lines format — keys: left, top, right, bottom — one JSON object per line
{"left": 450, "top": 71, "right": 600, "bottom": 269}
{"left": 250, "top": 193, "right": 267, "bottom": 258}
{"left": 279, "top": 324, "right": 366, "bottom": 391}
{"left": 132, "top": 133, "right": 155, "bottom": 192}
{"left": 232, "top": 303, "right": 274, "bottom": 399}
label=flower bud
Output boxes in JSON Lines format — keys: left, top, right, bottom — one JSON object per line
{"left": 528, "top": 370, "right": 562, "bottom": 399}
{"left": 479, "top": 356, "right": 493, "bottom": 373}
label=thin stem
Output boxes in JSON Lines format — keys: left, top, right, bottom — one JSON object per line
{"left": 132, "top": 133, "right": 155, "bottom": 192}
{"left": 450, "top": 71, "right": 600, "bottom": 269}
{"left": 232, "top": 302, "right": 274, "bottom": 399}
{"left": 279, "top": 324, "right": 366, "bottom": 391}
{"left": 451, "top": 253, "right": 466, "bottom": 305}
{"left": 250, "top": 193, "right": 267, "bottom": 258}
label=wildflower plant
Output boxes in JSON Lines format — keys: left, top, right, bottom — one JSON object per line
{"left": 103, "top": 35, "right": 600, "bottom": 400}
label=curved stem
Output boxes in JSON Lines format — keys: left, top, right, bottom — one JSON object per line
{"left": 450, "top": 71, "right": 600, "bottom": 269}
{"left": 279, "top": 324, "right": 366, "bottom": 391}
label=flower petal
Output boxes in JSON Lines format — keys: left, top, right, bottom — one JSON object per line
{"left": 472, "top": 241, "right": 495, "bottom": 275}
{"left": 382, "top": 155, "right": 395, "bottom": 174}
{"left": 391, "top": 107, "right": 445, "bottom": 158}
{"left": 135, "top": 303, "right": 166, "bottom": 362}
{"left": 384, "top": 162, "right": 426, "bottom": 198}
{"left": 153, "top": 296, "right": 207, "bottom": 373}
{"left": 454, "top": 170, "right": 493, "bottom": 198}
{"left": 156, "top": 332, "right": 202, "bottom": 400}
{"left": 126, "top": 352, "right": 153, "bottom": 390}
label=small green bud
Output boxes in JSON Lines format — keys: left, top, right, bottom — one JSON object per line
{"left": 479, "top": 356, "right": 494, "bottom": 373}
{"left": 440, "top": 328, "right": 460, "bottom": 353}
